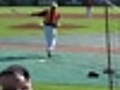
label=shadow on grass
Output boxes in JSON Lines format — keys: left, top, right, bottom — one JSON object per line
{"left": 0, "top": 55, "right": 46, "bottom": 62}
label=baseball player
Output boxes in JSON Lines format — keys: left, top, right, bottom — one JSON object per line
{"left": 0, "top": 65, "right": 33, "bottom": 90}
{"left": 31, "top": 2, "right": 61, "bottom": 58}
{"left": 85, "top": 0, "right": 94, "bottom": 18}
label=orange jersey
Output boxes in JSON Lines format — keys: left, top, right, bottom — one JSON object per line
{"left": 31, "top": 9, "right": 60, "bottom": 27}
{"left": 44, "top": 9, "right": 60, "bottom": 25}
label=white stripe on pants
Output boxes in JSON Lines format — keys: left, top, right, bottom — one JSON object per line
{"left": 44, "top": 25, "right": 57, "bottom": 51}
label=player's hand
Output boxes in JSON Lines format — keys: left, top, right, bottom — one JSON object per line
{"left": 58, "top": 23, "right": 61, "bottom": 27}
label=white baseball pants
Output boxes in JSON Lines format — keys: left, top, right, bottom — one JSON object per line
{"left": 44, "top": 25, "right": 57, "bottom": 52}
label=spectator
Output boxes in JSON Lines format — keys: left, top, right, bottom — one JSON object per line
{"left": 0, "top": 65, "right": 33, "bottom": 90}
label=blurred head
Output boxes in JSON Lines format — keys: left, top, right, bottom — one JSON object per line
{"left": 0, "top": 65, "right": 32, "bottom": 90}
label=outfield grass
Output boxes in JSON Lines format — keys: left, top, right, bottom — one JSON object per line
{"left": 0, "top": 6, "right": 119, "bottom": 14}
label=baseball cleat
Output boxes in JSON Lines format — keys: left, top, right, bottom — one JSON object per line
{"left": 47, "top": 51, "right": 52, "bottom": 58}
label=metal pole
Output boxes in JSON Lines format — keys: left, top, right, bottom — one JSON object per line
{"left": 104, "top": 1, "right": 114, "bottom": 90}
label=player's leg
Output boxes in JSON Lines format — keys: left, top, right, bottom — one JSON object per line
{"left": 44, "top": 26, "right": 53, "bottom": 57}
{"left": 50, "top": 27, "right": 57, "bottom": 50}
{"left": 44, "top": 26, "right": 57, "bottom": 57}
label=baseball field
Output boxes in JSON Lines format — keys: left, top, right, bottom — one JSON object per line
{"left": 0, "top": 6, "right": 120, "bottom": 90}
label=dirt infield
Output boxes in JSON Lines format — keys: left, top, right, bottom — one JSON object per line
{"left": 0, "top": 42, "right": 120, "bottom": 54}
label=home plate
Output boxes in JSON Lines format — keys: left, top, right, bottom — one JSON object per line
{"left": 38, "top": 59, "right": 46, "bottom": 63}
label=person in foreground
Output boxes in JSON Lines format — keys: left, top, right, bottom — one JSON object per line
{"left": 0, "top": 64, "right": 33, "bottom": 90}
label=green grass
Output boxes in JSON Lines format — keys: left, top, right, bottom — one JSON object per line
{"left": 0, "top": 6, "right": 119, "bottom": 14}
{"left": 33, "top": 84, "right": 120, "bottom": 90}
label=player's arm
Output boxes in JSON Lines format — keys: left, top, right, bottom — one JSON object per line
{"left": 58, "top": 13, "right": 61, "bottom": 19}
{"left": 31, "top": 10, "right": 47, "bottom": 17}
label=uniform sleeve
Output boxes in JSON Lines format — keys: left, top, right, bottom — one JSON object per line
{"left": 31, "top": 10, "right": 47, "bottom": 17}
